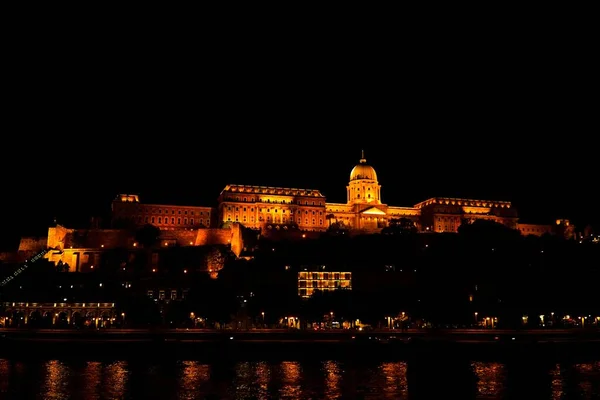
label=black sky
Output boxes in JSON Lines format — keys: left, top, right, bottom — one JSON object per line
{"left": 1, "top": 23, "right": 597, "bottom": 250}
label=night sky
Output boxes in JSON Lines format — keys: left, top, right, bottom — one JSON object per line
{"left": 1, "top": 29, "right": 596, "bottom": 250}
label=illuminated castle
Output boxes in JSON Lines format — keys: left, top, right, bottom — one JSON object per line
{"left": 112, "top": 151, "right": 550, "bottom": 236}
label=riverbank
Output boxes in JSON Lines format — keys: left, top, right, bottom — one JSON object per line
{"left": 2, "top": 328, "right": 599, "bottom": 361}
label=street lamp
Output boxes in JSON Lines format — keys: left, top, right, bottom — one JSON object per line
{"left": 261, "top": 312, "right": 265, "bottom": 328}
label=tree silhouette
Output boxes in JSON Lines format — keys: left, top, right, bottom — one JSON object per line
{"left": 135, "top": 224, "right": 161, "bottom": 248}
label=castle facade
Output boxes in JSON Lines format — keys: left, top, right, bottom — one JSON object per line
{"left": 112, "top": 152, "right": 543, "bottom": 235}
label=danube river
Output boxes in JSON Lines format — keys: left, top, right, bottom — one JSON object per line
{"left": 1, "top": 357, "right": 599, "bottom": 399}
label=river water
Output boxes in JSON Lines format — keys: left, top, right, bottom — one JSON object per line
{"left": 0, "top": 357, "right": 599, "bottom": 399}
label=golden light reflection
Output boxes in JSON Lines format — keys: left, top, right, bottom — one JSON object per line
{"left": 233, "top": 361, "right": 271, "bottom": 399}
{"left": 380, "top": 362, "right": 408, "bottom": 397}
{"left": 43, "top": 360, "right": 70, "bottom": 399}
{"left": 323, "top": 360, "right": 342, "bottom": 400}
{"left": 102, "top": 361, "right": 129, "bottom": 398}
{"left": 0, "top": 359, "right": 9, "bottom": 394}
{"left": 550, "top": 363, "right": 564, "bottom": 400}
{"left": 472, "top": 361, "right": 506, "bottom": 398}
{"left": 82, "top": 361, "right": 102, "bottom": 396}
{"left": 177, "top": 361, "right": 210, "bottom": 400}
{"left": 278, "top": 361, "right": 301, "bottom": 399}
{"left": 574, "top": 362, "right": 600, "bottom": 399}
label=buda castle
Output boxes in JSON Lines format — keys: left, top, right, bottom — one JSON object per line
{"left": 7, "top": 152, "right": 558, "bottom": 272}
{"left": 112, "top": 152, "right": 550, "bottom": 236}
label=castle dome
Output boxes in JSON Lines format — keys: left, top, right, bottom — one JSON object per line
{"left": 350, "top": 151, "right": 377, "bottom": 181}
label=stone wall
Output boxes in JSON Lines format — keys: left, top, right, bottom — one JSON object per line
{"left": 194, "top": 228, "right": 233, "bottom": 246}
{"left": 64, "top": 229, "right": 133, "bottom": 249}
{"left": 17, "top": 237, "right": 47, "bottom": 253}
{"left": 48, "top": 225, "right": 71, "bottom": 250}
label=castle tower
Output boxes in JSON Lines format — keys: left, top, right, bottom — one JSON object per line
{"left": 347, "top": 150, "right": 382, "bottom": 206}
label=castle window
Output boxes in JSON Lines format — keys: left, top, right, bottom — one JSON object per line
{"left": 159, "top": 210, "right": 162, "bottom": 214}
{"left": 243, "top": 207, "right": 246, "bottom": 212}
{"left": 145, "top": 217, "right": 149, "bottom": 223}
{"left": 178, "top": 210, "right": 181, "bottom": 214}
{"left": 177, "top": 218, "right": 181, "bottom": 224}
{"left": 151, "top": 217, "right": 155, "bottom": 223}
{"left": 243, "top": 216, "right": 247, "bottom": 222}
{"left": 171, "top": 218, "right": 175, "bottom": 224}
{"left": 184, "top": 211, "right": 187, "bottom": 215}
{"left": 184, "top": 218, "right": 188, "bottom": 224}
{"left": 312, "top": 219, "right": 315, "bottom": 224}
{"left": 190, "top": 218, "right": 194, "bottom": 225}
{"left": 320, "top": 219, "right": 323, "bottom": 225}
{"left": 158, "top": 217, "right": 162, "bottom": 224}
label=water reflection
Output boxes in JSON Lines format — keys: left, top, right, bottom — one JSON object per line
{"left": 278, "top": 361, "right": 301, "bottom": 399}
{"left": 43, "top": 360, "right": 70, "bottom": 400}
{"left": 472, "top": 361, "right": 506, "bottom": 398}
{"left": 574, "top": 362, "right": 600, "bottom": 400}
{"left": 323, "top": 360, "right": 342, "bottom": 399}
{"left": 0, "top": 359, "right": 10, "bottom": 395}
{"left": 233, "top": 361, "right": 271, "bottom": 399}
{"left": 380, "top": 362, "right": 408, "bottom": 399}
{"left": 550, "top": 363, "right": 564, "bottom": 400}
{"left": 103, "top": 361, "right": 128, "bottom": 398}
{"left": 81, "top": 361, "right": 102, "bottom": 400}
{"left": 0, "top": 357, "right": 598, "bottom": 399}
{"left": 177, "top": 360, "right": 210, "bottom": 400}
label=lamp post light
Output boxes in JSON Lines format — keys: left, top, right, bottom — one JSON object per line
{"left": 261, "top": 312, "right": 265, "bottom": 328}
{"left": 474, "top": 312, "right": 478, "bottom": 326}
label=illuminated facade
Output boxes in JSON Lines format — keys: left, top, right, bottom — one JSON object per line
{"left": 298, "top": 270, "right": 352, "bottom": 298}
{"left": 217, "top": 184, "right": 327, "bottom": 232}
{"left": 112, "top": 194, "right": 214, "bottom": 229}
{"left": 109, "top": 151, "right": 550, "bottom": 235}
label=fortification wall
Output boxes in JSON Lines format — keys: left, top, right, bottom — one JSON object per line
{"left": 194, "top": 228, "right": 233, "bottom": 246}
{"left": 17, "top": 237, "right": 47, "bottom": 253}
{"left": 48, "top": 225, "right": 71, "bottom": 250}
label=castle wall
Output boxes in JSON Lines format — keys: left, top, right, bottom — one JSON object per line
{"left": 48, "top": 225, "right": 70, "bottom": 250}
{"left": 518, "top": 223, "right": 553, "bottom": 237}
{"left": 17, "top": 237, "right": 47, "bottom": 253}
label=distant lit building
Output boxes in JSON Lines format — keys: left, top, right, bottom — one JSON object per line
{"left": 109, "top": 151, "right": 550, "bottom": 235}
{"left": 298, "top": 269, "right": 352, "bottom": 298}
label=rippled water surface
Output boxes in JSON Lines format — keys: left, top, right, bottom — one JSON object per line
{"left": 1, "top": 358, "right": 599, "bottom": 399}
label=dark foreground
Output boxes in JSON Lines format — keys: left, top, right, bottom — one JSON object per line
{"left": 2, "top": 328, "right": 600, "bottom": 362}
